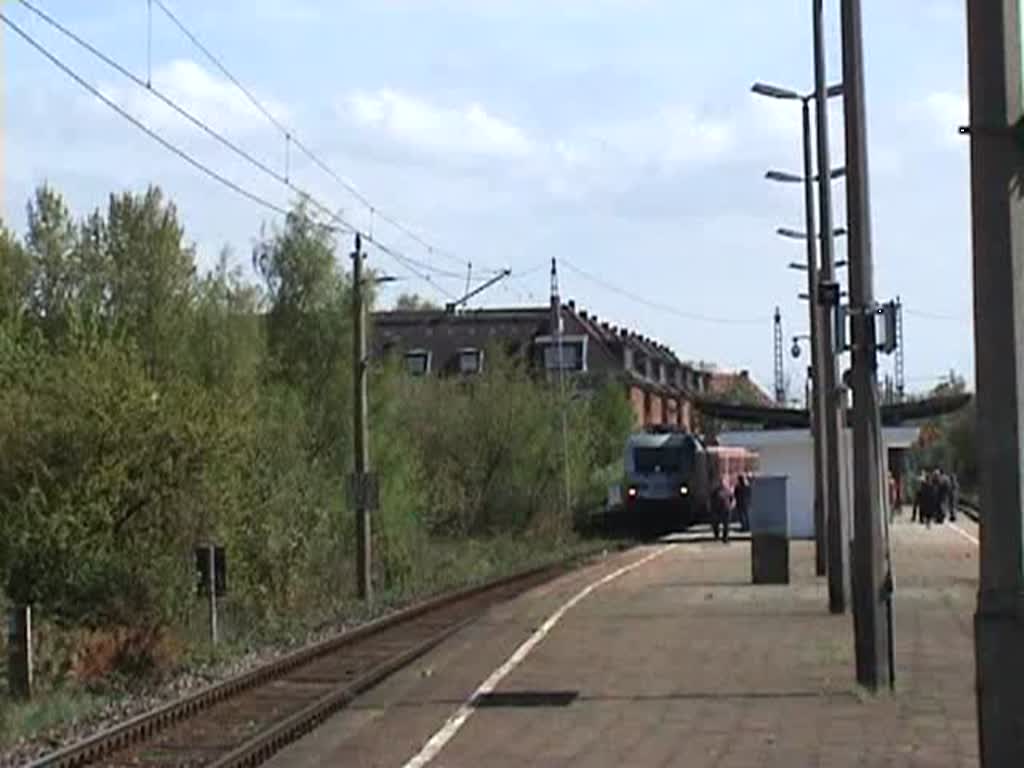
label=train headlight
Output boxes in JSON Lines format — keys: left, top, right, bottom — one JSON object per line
{"left": 679, "top": 485, "right": 689, "bottom": 496}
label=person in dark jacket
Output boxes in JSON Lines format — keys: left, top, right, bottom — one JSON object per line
{"left": 914, "top": 472, "right": 937, "bottom": 528}
{"left": 933, "top": 469, "right": 948, "bottom": 524}
{"left": 949, "top": 473, "right": 960, "bottom": 521}
{"left": 734, "top": 474, "right": 752, "bottom": 532}
{"left": 912, "top": 472, "right": 926, "bottom": 524}
{"left": 710, "top": 480, "right": 734, "bottom": 543}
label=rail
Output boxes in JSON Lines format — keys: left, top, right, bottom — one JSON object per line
{"left": 26, "top": 543, "right": 629, "bottom": 768}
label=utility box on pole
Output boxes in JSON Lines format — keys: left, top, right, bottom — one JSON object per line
{"left": 750, "top": 475, "right": 789, "bottom": 585}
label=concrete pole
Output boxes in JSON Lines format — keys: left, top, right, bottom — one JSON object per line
{"left": 812, "top": 0, "right": 849, "bottom": 614}
{"left": 965, "top": 1, "right": 1024, "bottom": 761}
{"left": 352, "top": 233, "right": 372, "bottom": 603}
{"left": 839, "top": 0, "right": 890, "bottom": 691}
{"left": 801, "top": 98, "right": 828, "bottom": 578}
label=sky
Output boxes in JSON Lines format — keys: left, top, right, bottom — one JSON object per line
{"left": 2, "top": 1, "right": 973, "bottom": 396}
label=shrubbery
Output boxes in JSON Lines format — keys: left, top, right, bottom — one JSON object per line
{"left": 0, "top": 185, "right": 631, "bottom": 685}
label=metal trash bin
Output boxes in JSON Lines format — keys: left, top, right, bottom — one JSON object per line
{"left": 749, "top": 475, "right": 789, "bottom": 584}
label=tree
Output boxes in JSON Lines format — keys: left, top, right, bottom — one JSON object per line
{"left": 24, "top": 185, "right": 79, "bottom": 341}
{"left": 395, "top": 293, "right": 440, "bottom": 311}
{"left": 0, "top": 223, "right": 31, "bottom": 326}
{"left": 253, "top": 202, "right": 352, "bottom": 464}
{"left": 104, "top": 186, "right": 197, "bottom": 376}
{"left": 910, "top": 371, "right": 976, "bottom": 492}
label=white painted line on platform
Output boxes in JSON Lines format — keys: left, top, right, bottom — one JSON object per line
{"left": 400, "top": 545, "right": 672, "bottom": 768}
{"left": 949, "top": 522, "right": 979, "bottom": 546}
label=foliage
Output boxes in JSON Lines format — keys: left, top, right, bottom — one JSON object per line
{"left": 909, "top": 371, "right": 976, "bottom": 491}
{"left": 394, "top": 292, "right": 440, "bottom": 310}
{"left": 0, "top": 185, "right": 632, "bottom": 692}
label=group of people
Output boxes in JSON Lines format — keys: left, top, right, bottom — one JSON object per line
{"left": 910, "top": 468, "right": 960, "bottom": 527}
{"left": 710, "top": 473, "right": 752, "bottom": 543}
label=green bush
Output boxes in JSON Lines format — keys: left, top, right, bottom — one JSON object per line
{"left": 0, "top": 184, "right": 633, "bottom": 688}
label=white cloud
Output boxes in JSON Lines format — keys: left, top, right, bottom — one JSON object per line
{"left": 101, "top": 59, "right": 290, "bottom": 138}
{"left": 566, "top": 105, "right": 735, "bottom": 175}
{"left": 344, "top": 88, "right": 534, "bottom": 159}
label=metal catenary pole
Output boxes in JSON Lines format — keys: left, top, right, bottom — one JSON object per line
{"left": 352, "top": 233, "right": 372, "bottom": 603}
{"left": 551, "top": 259, "right": 572, "bottom": 520}
{"left": 801, "top": 97, "right": 829, "bottom": 578}
{"left": 812, "top": 0, "right": 849, "bottom": 614}
{"left": 965, "top": 0, "right": 1024, "bottom": 761}
{"left": 839, "top": 0, "right": 890, "bottom": 690}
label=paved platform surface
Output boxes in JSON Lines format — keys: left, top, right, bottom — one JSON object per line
{"left": 267, "top": 515, "right": 979, "bottom": 767}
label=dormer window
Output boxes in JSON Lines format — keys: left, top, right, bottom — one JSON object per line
{"left": 459, "top": 348, "right": 483, "bottom": 374}
{"left": 405, "top": 350, "right": 431, "bottom": 376}
{"left": 536, "top": 335, "right": 587, "bottom": 372}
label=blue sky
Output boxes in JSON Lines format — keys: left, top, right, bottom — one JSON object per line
{"left": 3, "top": 1, "right": 972, "bottom": 395}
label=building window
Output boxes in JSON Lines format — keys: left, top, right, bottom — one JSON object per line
{"left": 544, "top": 341, "right": 583, "bottom": 371}
{"left": 536, "top": 335, "right": 587, "bottom": 372}
{"left": 405, "top": 350, "right": 431, "bottom": 376}
{"left": 459, "top": 348, "right": 483, "bottom": 374}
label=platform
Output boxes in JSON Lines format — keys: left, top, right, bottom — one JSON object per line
{"left": 267, "top": 515, "right": 980, "bottom": 767}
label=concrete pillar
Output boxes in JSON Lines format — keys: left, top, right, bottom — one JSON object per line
{"left": 966, "top": 1, "right": 1024, "bottom": 762}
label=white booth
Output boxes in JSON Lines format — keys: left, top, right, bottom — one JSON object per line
{"left": 718, "top": 427, "right": 920, "bottom": 539}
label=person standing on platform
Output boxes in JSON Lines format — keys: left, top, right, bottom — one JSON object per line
{"left": 933, "top": 469, "right": 948, "bottom": 524}
{"left": 710, "top": 479, "right": 733, "bottom": 543}
{"left": 734, "top": 473, "right": 751, "bottom": 532}
{"left": 949, "top": 472, "right": 960, "bottom": 521}
{"left": 917, "top": 473, "right": 933, "bottom": 528}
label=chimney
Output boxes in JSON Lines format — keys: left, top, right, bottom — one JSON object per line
{"left": 579, "top": 309, "right": 587, "bottom": 320}
{"left": 550, "top": 258, "right": 560, "bottom": 336}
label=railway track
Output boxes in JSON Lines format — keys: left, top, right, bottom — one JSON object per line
{"left": 28, "top": 548, "right": 621, "bottom": 768}
{"left": 958, "top": 497, "right": 979, "bottom": 522}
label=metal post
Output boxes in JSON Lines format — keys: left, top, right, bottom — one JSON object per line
{"left": 552, "top": 259, "right": 572, "bottom": 519}
{"left": 7, "top": 604, "right": 32, "bottom": 700}
{"left": 965, "top": 0, "right": 1024, "bottom": 761}
{"left": 813, "top": 0, "right": 849, "bottom": 614}
{"left": 352, "top": 233, "right": 372, "bottom": 603}
{"left": 207, "top": 544, "right": 218, "bottom": 646}
{"left": 839, "top": 0, "right": 890, "bottom": 691}
{"left": 801, "top": 98, "right": 828, "bottom": 578}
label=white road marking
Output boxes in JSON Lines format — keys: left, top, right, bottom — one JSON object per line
{"left": 400, "top": 545, "right": 672, "bottom": 768}
{"left": 949, "top": 522, "right": 979, "bottom": 546}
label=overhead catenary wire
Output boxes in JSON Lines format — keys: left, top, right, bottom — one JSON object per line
{"left": 6, "top": 2, "right": 455, "bottom": 298}
{"left": 150, "top": 0, "right": 499, "bottom": 275}
{"left": 1, "top": 10, "right": 292, "bottom": 220}
{"left": 561, "top": 259, "right": 768, "bottom": 326}
{"left": 902, "top": 306, "right": 967, "bottom": 322}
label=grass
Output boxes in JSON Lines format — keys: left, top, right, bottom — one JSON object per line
{"left": 0, "top": 530, "right": 629, "bottom": 757}
{"left": 0, "top": 688, "right": 111, "bottom": 751}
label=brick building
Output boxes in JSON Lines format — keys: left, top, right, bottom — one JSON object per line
{"left": 372, "top": 297, "right": 719, "bottom": 431}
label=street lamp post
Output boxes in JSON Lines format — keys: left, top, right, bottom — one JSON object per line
{"left": 754, "top": 81, "right": 843, "bottom": 582}
{"left": 812, "top": 1, "right": 851, "bottom": 618}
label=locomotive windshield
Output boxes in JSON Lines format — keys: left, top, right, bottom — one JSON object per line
{"left": 633, "top": 444, "right": 693, "bottom": 474}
